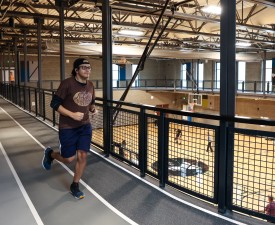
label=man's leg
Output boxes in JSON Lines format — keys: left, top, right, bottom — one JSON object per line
{"left": 73, "top": 150, "right": 87, "bottom": 183}
{"left": 70, "top": 150, "right": 87, "bottom": 199}
{"left": 206, "top": 143, "right": 210, "bottom": 152}
{"left": 52, "top": 152, "right": 75, "bottom": 163}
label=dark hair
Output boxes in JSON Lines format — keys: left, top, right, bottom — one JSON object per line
{"left": 71, "top": 57, "right": 90, "bottom": 76}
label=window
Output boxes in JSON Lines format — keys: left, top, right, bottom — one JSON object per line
{"left": 181, "top": 64, "right": 187, "bottom": 88}
{"left": 265, "top": 60, "right": 272, "bottom": 91}
{"left": 132, "top": 64, "right": 139, "bottom": 87}
{"left": 238, "top": 62, "right": 246, "bottom": 90}
{"left": 198, "top": 63, "right": 204, "bottom": 88}
{"left": 112, "top": 64, "right": 119, "bottom": 87}
{"left": 215, "top": 62, "right": 220, "bottom": 89}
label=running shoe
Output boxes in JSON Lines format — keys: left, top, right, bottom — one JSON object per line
{"left": 42, "top": 147, "right": 53, "bottom": 170}
{"left": 70, "top": 183, "right": 85, "bottom": 199}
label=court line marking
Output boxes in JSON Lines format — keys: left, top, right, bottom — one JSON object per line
{"left": 0, "top": 100, "right": 248, "bottom": 225}
{"left": 0, "top": 106, "right": 138, "bottom": 225}
{"left": 0, "top": 142, "right": 44, "bottom": 225}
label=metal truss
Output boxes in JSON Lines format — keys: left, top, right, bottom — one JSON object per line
{"left": 0, "top": 0, "right": 275, "bottom": 57}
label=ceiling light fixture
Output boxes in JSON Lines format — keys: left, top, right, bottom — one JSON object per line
{"left": 201, "top": 5, "right": 222, "bottom": 15}
{"left": 236, "top": 42, "right": 252, "bottom": 47}
{"left": 79, "top": 41, "right": 97, "bottom": 46}
{"left": 118, "top": 29, "right": 144, "bottom": 36}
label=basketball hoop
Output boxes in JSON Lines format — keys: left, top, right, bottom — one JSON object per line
{"left": 188, "top": 93, "right": 202, "bottom": 106}
{"left": 188, "top": 102, "right": 195, "bottom": 112}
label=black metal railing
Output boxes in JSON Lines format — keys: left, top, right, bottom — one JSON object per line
{"left": 11, "top": 79, "right": 275, "bottom": 95}
{"left": 1, "top": 82, "right": 275, "bottom": 223}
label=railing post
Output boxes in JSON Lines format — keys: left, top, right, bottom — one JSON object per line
{"left": 158, "top": 111, "right": 167, "bottom": 188}
{"left": 42, "top": 90, "right": 46, "bottom": 120}
{"left": 139, "top": 107, "right": 147, "bottom": 177}
{"left": 254, "top": 81, "right": 257, "bottom": 92}
{"left": 28, "top": 88, "right": 31, "bottom": 112}
{"left": 242, "top": 81, "right": 244, "bottom": 92}
{"left": 267, "top": 82, "right": 269, "bottom": 93}
{"left": 19, "top": 86, "right": 22, "bottom": 107}
{"left": 51, "top": 91, "right": 56, "bottom": 126}
{"left": 23, "top": 88, "right": 26, "bottom": 110}
{"left": 34, "top": 88, "right": 38, "bottom": 117}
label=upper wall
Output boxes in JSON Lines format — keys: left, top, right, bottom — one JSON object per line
{"left": 246, "top": 62, "right": 261, "bottom": 81}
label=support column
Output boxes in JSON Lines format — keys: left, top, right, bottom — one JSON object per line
{"left": 8, "top": 44, "right": 11, "bottom": 84}
{"left": 23, "top": 30, "right": 28, "bottom": 86}
{"left": 2, "top": 51, "right": 5, "bottom": 83}
{"left": 262, "top": 51, "right": 267, "bottom": 96}
{"left": 56, "top": 0, "right": 65, "bottom": 81}
{"left": 34, "top": 17, "right": 44, "bottom": 115}
{"left": 218, "top": 0, "right": 236, "bottom": 214}
{"left": 0, "top": 49, "right": 2, "bottom": 83}
{"left": 13, "top": 38, "right": 19, "bottom": 86}
{"left": 102, "top": 0, "right": 113, "bottom": 156}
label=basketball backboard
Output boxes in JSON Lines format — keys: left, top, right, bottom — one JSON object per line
{"left": 188, "top": 93, "right": 202, "bottom": 106}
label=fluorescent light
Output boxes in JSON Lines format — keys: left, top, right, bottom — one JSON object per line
{"left": 202, "top": 5, "right": 221, "bottom": 15}
{"left": 236, "top": 42, "right": 251, "bottom": 47}
{"left": 79, "top": 42, "right": 97, "bottom": 46}
{"left": 118, "top": 29, "right": 144, "bottom": 36}
{"left": 260, "top": 116, "right": 269, "bottom": 119}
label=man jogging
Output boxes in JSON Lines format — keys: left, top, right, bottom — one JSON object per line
{"left": 42, "top": 57, "right": 96, "bottom": 199}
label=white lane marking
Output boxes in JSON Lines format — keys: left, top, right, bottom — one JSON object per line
{"left": 90, "top": 150, "right": 248, "bottom": 225}
{"left": 0, "top": 142, "right": 44, "bottom": 225}
{"left": 0, "top": 107, "right": 138, "bottom": 225}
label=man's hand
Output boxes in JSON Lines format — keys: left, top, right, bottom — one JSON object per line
{"left": 71, "top": 112, "right": 84, "bottom": 121}
{"left": 91, "top": 109, "right": 98, "bottom": 115}
{"left": 90, "top": 107, "right": 98, "bottom": 118}
{"left": 89, "top": 105, "right": 97, "bottom": 114}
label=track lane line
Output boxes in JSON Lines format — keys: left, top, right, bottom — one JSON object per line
{"left": 0, "top": 142, "right": 44, "bottom": 225}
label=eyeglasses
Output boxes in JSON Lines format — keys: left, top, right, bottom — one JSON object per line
{"left": 79, "top": 65, "right": 92, "bottom": 70}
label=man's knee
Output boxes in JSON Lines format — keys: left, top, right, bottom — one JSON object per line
{"left": 77, "top": 151, "right": 87, "bottom": 163}
{"left": 63, "top": 156, "right": 75, "bottom": 164}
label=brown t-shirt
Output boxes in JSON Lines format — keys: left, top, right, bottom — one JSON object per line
{"left": 55, "top": 76, "right": 95, "bottom": 129}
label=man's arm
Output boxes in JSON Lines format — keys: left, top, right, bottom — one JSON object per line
{"left": 89, "top": 91, "right": 97, "bottom": 115}
{"left": 57, "top": 105, "right": 84, "bottom": 121}
{"left": 89, "top": 104, "right": 97, "bottom": 116}
{"left": 50, "top": 94, "right": 84, "bottom": 121}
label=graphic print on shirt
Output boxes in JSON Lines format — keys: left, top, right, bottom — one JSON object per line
{"left": 73, "top": 91, "right": 93, "bottom": 106}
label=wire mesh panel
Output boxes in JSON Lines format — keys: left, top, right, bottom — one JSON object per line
{"left": 232, "top": 128, "right": 275, "bottom": 218}
{"left": 91, "top": 104, "right": 103, "bottom": 148}
{"left": 167, "top": 121, "right": 216, "bottom": 199}
{"left": 146, "top": 114, "right": 159, "bottom": 176}
{"left": 111, "top": 108, "right": 139, "bottom": 166}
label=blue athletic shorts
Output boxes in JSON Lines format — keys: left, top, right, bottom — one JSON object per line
{"left": 59, "top": 123, "right": 92, "bottom": 158}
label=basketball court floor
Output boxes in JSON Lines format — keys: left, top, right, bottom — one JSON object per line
{"left": 0, "top": 97, "right": 269, "bottom": 225}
